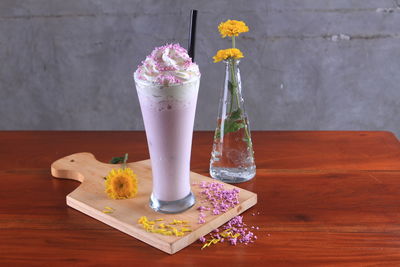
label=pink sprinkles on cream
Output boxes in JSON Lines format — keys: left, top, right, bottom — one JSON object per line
{"left": 136, "top": 43, "right": 197, "bottom": 85}
{"left": 156, "top": 74, "right": 182, "bottom": 85}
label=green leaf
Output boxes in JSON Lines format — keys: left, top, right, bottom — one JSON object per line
{"left": 214, "top": 110, "right": 245, "bottom": 140}
{"left": 110, "top": 156, "right": 125, "bottom": 164}
{"left": 229, "top": 109, "right": 242, "bottom": 120}
{"left": 223, "top": 120, "right": 245, "bottom": 135}
{"left": 110, "top": 153, "right": 129, "bottom": 166}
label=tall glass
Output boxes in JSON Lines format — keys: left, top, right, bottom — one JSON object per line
{"left": 134, "top": 74, "right": 200, "bottom": 213}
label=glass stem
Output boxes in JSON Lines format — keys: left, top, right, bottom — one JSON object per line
{"left": 231, "top": 60, "right": 252, "bottom": 149}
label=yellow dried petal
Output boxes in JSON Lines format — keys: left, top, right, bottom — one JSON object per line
{"left": 138, "top": 216, "right": 192, "bottom": 237}
{"left": 201, "top": 243, "right": 210, "bottom": 250}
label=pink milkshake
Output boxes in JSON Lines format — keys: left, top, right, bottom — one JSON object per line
{"left": 134, "top": 44, "right": 200, "bottom": 213}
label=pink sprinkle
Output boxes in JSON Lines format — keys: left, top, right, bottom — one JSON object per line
{"left": 200, "top": 215, "right": 258, "bottom": 247}
{"left": 195, "top": 182, "right": 241, "bottom": 224}
{"left": 156, "top": 74, "right": 182, "bottom": 85}
{"left": 212, "top": 209, "right": 221, "bottom": 215}
{"left": 198, "top": 206, "right": 207, "bottom": 212}
{"left": 183, "top": 60, "right": 192, "bottom": 68}
{"left": 199, "top": 236, "right": 206, "bottom": 243}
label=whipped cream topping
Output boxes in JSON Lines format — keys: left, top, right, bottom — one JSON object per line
{"left": 135, "top": 43, "right": 200, "bottom": 86}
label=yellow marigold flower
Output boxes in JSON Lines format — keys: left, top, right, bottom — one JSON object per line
{"left": 105, "top": 168, "right": 138, "bottom": 199}
{"left": 218, "top": 20, "right": 249, "bottom": 38}
{"left": 213, "top": 48, "right": 244, "bottom": 63}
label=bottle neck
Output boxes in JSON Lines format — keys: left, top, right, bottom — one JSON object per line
{"left": 224, "top": 59, "right": 240, "bottom": 66}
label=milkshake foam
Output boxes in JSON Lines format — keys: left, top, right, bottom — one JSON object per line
{"left": 135, "top": 43, "right": 200, "bottom": 86}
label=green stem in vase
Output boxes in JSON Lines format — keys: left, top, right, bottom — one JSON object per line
{"left": 223, "top": 60, "right": 245, "bottom": 135}
{"left": 227, "top": 59, "right": 253, "bottom": 150}
{"left": 228, "top": 59, "right": 236, "bottom": 114}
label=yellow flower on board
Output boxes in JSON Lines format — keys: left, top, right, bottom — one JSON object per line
{"left": 213, "top": 48, "right": 244, "bottom": 63}
{"left": 218, "top": 20, "right": 249, "bottom": 38}
{"left": 105, "top": 168, "right": 138, "bottom": 199}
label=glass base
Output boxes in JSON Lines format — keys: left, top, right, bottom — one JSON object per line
{"left": 210, "top": 166, "right": 256, "bottom": 183}
{"left": 149, "top": 192, "right": 195, "bottom": 214}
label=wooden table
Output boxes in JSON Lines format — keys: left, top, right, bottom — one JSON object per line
{"left": 2, "top": 131, "right": 400, "bottom": 265}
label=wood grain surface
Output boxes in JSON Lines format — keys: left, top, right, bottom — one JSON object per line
{"left": 50, "top": 152, "right": 256, "bottom": 254}
{"left": 2, "top": 131, "right": 400, "bottom": 265}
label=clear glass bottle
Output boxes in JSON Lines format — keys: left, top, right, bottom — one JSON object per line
{"left": 209, "top": 59, "right": 256, "bottom": 183}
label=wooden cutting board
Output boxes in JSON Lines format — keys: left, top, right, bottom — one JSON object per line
{"left": 51, "top": 152, "right": 257, "bottom": 254}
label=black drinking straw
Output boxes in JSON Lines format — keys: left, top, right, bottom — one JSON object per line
{"left": 188, "top": 9, "right": 198, "bottom": 62}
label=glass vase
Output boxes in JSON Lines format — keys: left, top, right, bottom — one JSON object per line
{"left": 209, "top": 59, "right": 256, "bottom": 183}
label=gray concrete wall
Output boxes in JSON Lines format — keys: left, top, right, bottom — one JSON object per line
{"left": 1, "top": 0, "right": 400, "bottom": 136}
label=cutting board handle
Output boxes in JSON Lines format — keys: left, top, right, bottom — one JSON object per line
{"left": 51, "top": 152, "right": 98, "bottom": 183}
